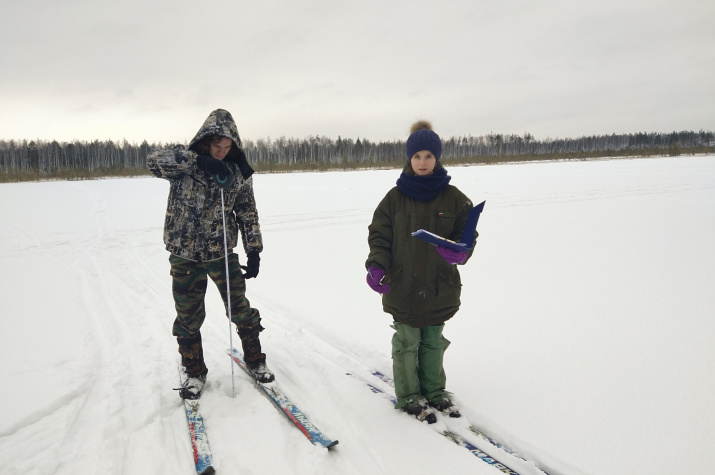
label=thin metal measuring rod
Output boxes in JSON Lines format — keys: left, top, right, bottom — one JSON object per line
{"left": 220, "top": 187, "right": 236, "bottom": 398}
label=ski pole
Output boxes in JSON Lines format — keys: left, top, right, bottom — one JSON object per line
{"left": 220, "top": 187, "right": 236, "bottom": 398}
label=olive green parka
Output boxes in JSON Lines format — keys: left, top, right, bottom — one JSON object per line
{"left": 366, "top": 164, "right": 476, "bottom": 328}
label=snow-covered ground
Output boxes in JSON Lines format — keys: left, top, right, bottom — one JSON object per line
{"left": 1, "top": 155, "right": 714, "bottom": 475}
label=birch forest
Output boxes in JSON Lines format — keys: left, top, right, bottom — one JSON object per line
{"left": 1, "top": 130, "right": 713, "bottom": 182}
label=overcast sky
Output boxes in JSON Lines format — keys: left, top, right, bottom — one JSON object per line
{"left": 1, "top": 0, "right": 713, "bottom": 144}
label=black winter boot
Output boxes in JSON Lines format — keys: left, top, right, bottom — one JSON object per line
{"left": 428, "top": 396, "right": 461, "bottom": 418}
{"left": 177, "top": 333, "right": 208, "bottom": 378}
{"left": 176, "top": 333, "right": 208, "bottom": 399}
{"left": 403, "top": 398, "right": 437, "bottom": 424}
{"left": 178, "top": 374, "right": 206, "bottom": 400}
{"left": 237, "top": 321, "right": 274, "bottom": 383}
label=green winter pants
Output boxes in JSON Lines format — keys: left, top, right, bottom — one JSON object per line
{"left": 391, "top": 322, "right": 451, "bottom": 409}
{"left": 169, "top": 253, "right": 260, "bottom": 338}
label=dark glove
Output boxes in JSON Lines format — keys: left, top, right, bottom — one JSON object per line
{"left": 241, "top": 252, "right": 260, "bottom": 279}
{"left": 196, "top": 154, "right": 234, "bottom": 189}
{"left": 196, "top": 154, "right": 227, "bottom": 175}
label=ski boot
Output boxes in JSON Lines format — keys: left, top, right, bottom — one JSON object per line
{"left": 178, "top": 374, "right": 206, "bottom": 400}
{"left": 403, "top": 397, "right": 437, "bottom": 424}
{"left": 237, "top": 321, "right": 275, "bottom": 384}
{"left": 176, "top": 333, "right": 208, "bottom": 399}
{"left": 429, "top": 396, "right": 461, "bottom": 418}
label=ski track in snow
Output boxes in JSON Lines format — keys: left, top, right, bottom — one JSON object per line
{"left": 1, "top": 156, "right": 714, "bottom": 475}
{"left": 261, "top": 209, "right": 373, "bottom": 232}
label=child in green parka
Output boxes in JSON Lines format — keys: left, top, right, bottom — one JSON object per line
{"left": 365, "top": 120, "right": 477, "bottom": 423}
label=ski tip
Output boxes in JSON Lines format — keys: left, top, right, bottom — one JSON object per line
{"left": 199, "top": 467, "right": 215, "bottom": 475}
{"left": 326, "top": 440, "right": 339, "bottom": 449}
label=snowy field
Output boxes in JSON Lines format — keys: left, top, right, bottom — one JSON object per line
{"left": 1, "top": 155, "right": 714, "bottom": 475}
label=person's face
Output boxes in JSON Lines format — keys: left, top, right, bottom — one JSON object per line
{"left": 209, "top": 137, "right": 233, "bottom": 160}
{"left": 410, "top": 150, "right": 437, "bottom": 176}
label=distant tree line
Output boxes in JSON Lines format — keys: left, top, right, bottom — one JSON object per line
{"left": 243, "top": 130, "right": 714, "bottom": 171}
{"left": 1, "top": 130, "right": 713, "bottom": 181}
{"left": 0, "top": 139, "right": 152, "bottom": 181}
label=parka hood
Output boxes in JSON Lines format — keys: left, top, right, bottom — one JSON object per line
{"left": 188, "top": 108, "right": 254, "bottom": 179}
{"left": 188, "top": 108, "right": 242, "bottom": 151}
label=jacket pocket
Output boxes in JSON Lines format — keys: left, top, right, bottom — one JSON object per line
{"left": 436, "top": 265, "right": 462, "bottom": 296}
{"left": 435, "top": 211, "right": 456, "bottom": 238}
{"left": 385, "top": 265, "right": 403, "bottom": 285}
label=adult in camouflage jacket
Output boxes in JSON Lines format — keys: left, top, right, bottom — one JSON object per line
{"left": 148, "top": 109, "right": 274, "bottom": 397}
{"left": 365, "top": 121, "right": 477, "bottom": 420}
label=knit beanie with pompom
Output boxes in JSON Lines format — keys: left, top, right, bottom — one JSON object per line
{"left": 405, "top": 120, "right": 442, "bottom": 161}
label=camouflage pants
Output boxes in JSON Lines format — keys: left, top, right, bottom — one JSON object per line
{"left": 169, "top": 253, "right": 260, "bottom": 338}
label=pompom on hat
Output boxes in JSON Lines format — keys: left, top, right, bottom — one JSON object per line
{"left": 405, "top": 120, "right": 442, "bottom": 161}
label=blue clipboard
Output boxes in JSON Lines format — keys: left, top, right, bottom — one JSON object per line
{"left": 411, "top": 200, "right": 485, "bottom": 251}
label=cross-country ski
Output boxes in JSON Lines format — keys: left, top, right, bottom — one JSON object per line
{"left": 228, "top": 348, "right": 339, "bottom": 449}
{"left": 178, "top": 364, "right": 215, "bottom": 475}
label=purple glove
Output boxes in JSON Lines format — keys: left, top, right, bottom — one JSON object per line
{"left": 366, "top": 266, "right": 391, "bottom": 294}
{"left": 436, "top": 246, "right": 467, "bottom": 265}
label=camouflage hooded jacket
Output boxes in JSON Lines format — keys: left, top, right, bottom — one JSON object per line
{"left": 147, "top": 109, "right": 263, "bottom": 262}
